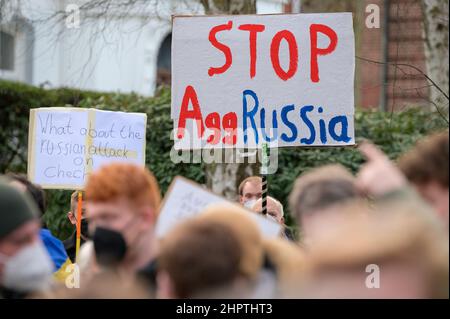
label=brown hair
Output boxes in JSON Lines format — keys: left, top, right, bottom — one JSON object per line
{"left": 289, "top": 164, "right": 358, "bottom": 222}
{"left": 159, "top": 219, "right": 242, "bottom": 298}
{"left": 199, "top": 204, "right": 264, "bottom": 280}
{"left": 399, "top": 130, "right": 449, "bottom": 188}
{"left": 85, "top": 163, "right": 161, "bottom": 210}
{"left": 6, "top": 173, "right": 46, "bottom": 217}
{"left": 238, "top": 176, "right": 262, "bottom": 196}
{"left": 263, "top": 238, "right": 306, "bottom": 290}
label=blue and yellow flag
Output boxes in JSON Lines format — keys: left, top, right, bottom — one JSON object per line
{"left": 40, "top": 229, "right": 72, "bottom": 282}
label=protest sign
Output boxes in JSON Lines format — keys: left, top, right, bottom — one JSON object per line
{"left": 155, "top": 176, "right": 282, "bottom": 239}
{"left": 171, "top": 13, "right": 355, "bottom": 149}
{"left": 28, "top": 107, "right": 147, "bottom": 189}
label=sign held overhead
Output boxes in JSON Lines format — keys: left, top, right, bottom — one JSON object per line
{"left": 171, "top": 13, "right": 355, "bottom": 149}
{"left": 28, "top": 107, "right": 147, "bottom": 189}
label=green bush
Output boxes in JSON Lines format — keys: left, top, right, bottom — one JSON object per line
{"left": 1, "top": 80, "right": 447, "bottom": 239}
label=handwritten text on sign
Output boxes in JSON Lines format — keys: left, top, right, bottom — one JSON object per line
{"left": 28, "top": 108, "right": 146, "bottom": 189}
{"left": 171, "top": 13, "right": 355, "bottom": 149}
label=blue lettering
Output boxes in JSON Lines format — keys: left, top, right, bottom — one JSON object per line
{"left": 318, "top": 107, "right": 327, "bottom": 144}
{"left": 300, "top": 105, "right": 316, "bottom": 145}
{"left": 260, "top": 109, "right": 278, "bottom": 142}
{"left": 280, "top": 105, "right": 297, "bottom": 142}
{"left": 242, "top": 90, "right": 259, "bottom": 145}
{"left": 328, "top": 116, "right": 351, "bottom": 143}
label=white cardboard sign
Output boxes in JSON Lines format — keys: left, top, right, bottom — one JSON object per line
{"left": 171, "top": 13, "right": 355, "bottom": 149}
{"left": 155, "top": 176, "right": 282, "bottom": 239}
{"left": 28, "top": 107, "right": 147, "bottom": 189}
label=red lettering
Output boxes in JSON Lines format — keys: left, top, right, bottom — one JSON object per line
{"left": 222, "top": 112, "right": 238, "bottom": 145}
{"left": 208, "top": 21, "right": 233, "bottom": 77}
{"left": 310, "top": 24, "right": 338, "bottom": 83}
{"left": 270, "top": 30, "right": 298, "bottom": 81}
{"left": 205, "top": 112, "right": 221, "bottom": 144}
{"left": 177, "top": 85, "right": 204, "bottom": 139}
{"left": 238, "top": 24, "right": 265, "bottom": 78}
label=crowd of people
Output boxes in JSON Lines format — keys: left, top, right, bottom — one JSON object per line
{"left": 0, "top": 130, "right": 448, "bottom": 299}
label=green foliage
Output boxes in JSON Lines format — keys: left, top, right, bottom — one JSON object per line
{"left": 0, "top": 80, "right": 447, "bottom": 239}
{"left": 0, "top": 81, "right": 203, "bottom": 239}
{"left": 269, "top": 109, "right": 448, "bottom": 229}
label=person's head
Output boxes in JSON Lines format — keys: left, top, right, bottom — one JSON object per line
{"left": 399, "top": 130, "right": 449, "bottom": 226}
{"left": 262, "top": 238, "right": 306, "bottom": 297}
{"left": 85, "top": 163, "right": 161, "bottom": 269}
{"left": 238, "top": 176, "right": 262, "bottom": 208}
{"left": 302, "top": 210, "right": 449, "bottom": 298}
{"left": 6, "top": 173, "right": 46, "bottom": 218}
{"left": 0, "top": 181, "right": 53, "bottom": 293}
{"left": 157, "top": 218, "right": 242, "bottom": 298}
{"left": 252, "top": 196, "right": 285, "bottom": 224}
{"left": 289, "top": 164, "right": 359, "bottom": 235}
{"left": 68, "top": 191, "right": 86, "bottom": 225}
{"left": 67, "top": 191, "right": 89, "bottom": 239}
{"left": 199, "top": 204, "right": 264, "bottom": 282}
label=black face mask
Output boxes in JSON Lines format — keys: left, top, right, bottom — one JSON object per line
{"left": 81, "top": 219, "right": 90, "bottom": 239}
{"left": 92, "top": 227, "right": 127, "bottom": 268}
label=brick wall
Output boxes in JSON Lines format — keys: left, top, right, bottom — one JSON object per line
{"left": 385, "top": 0, "right": 429, "bottom": 111}
{"left": 285, "top": 0, "right": 429, "bottom": 110}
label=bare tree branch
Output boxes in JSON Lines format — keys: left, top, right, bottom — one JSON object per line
{"left": 415, "top": 88, "right": 449, "bottom": 124}
{"left": 356, "top": 55, "right": 450, "bottom": 101}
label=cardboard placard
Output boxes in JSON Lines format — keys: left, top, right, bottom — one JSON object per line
{"left": 28, "top": 107, "right": 147, "bottom": 189}
{"left": 171, "top": 13, "right": 355, "bottom": 149}
{"left": 155, "top": 176, "right": 282, "bottom": 238}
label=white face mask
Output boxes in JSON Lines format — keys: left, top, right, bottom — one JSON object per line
{"left": 266, "top": 214, "right": 279, "bottom": 223}
{"left": 0, "top": 240, "right": 54, "bottom": 293}
{"left": 243, "top": 199, "right": 258, "bottom": 209}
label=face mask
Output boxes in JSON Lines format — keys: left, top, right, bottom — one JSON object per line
{"left": 0, "top": 241, "right": 53, "bottom": 293}
{"left": 92, "top": 227, "right": 127, "bottom": 268}
{"left": 267, "top": 214, "right": 279, "bottom": 223}
{"left": 243, "top": 199, "right": 258, "bottom": 209}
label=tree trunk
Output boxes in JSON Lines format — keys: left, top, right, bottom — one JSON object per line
{"left": 422, "top": 0, "right": 449, "bottom": 113}
{"left": 200, "top": 0, "right": 258, "bottom": 200}
{"left": 201, "top": 0, "right": 256, "bottom": 15}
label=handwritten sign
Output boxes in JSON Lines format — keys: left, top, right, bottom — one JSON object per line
{"left": 171, "top": 13, "right": 355, "bottom": 149}
{"left": 155, "top": 176, "right": 282, "bottom": 238}
{"left": 28, "top": 107, "right": 147, "bottom": 189}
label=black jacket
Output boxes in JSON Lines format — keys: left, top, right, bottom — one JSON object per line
{"left": 0, "top": 286, "right": 27, "bottom": 299}
{"left": 63, "top": 231, "right": 86, "bottom": 263}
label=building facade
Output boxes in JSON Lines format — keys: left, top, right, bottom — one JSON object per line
{"left": 1, "top": 0, "right": 431, "bottom": 110}
{"left": 0, "top": 0, "right": 284, "bottom": 96}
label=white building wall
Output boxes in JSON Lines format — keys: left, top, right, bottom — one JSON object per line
{"left": 1, "top": 0, "right": 284, "bottom": 96}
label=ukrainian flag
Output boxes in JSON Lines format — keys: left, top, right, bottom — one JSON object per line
{"left": 40, "top": 228, "right": 72, "bottom": 282}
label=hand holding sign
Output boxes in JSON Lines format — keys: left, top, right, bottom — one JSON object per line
{"left": 356, "top": 142, "right": 408, "bottom": 197}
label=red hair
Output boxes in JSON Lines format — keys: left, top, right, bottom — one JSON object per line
{"left": 85, "top": 163, "right": 161, "bottom": 210}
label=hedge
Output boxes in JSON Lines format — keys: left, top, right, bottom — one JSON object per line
{"left": 1, "top": 79, "right": 448, "bottom": 239}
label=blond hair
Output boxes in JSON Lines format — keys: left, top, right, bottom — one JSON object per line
{"left": 307, "top": 209, "right": 449, "bottom": 298}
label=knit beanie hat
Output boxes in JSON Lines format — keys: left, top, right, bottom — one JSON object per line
{"left": 0, "top": 180, "right": 39, "bottom": 239}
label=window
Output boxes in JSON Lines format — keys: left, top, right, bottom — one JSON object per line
{"left": 0, "top": 30, "right": 15, "bottom": 71}
{"left": 156, "top": 33, "right": 171, "bottom": 86}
